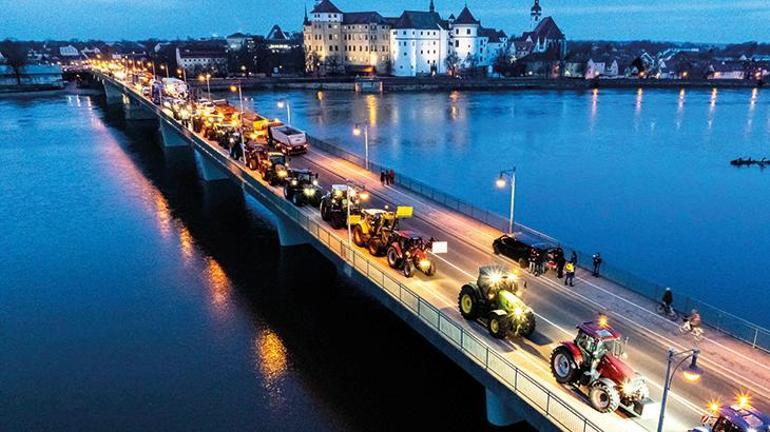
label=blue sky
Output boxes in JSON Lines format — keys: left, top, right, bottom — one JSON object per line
{"left": 2, "top": 0, "right": 769, "bottom": 43}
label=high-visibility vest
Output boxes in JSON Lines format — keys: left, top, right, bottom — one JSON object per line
{"left": 565, "top": 263, "right": 575, "bottom": 273}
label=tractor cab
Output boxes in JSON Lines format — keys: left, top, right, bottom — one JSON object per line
{"left": 290, "top": 169, "right": 317, "bottom": 186}
{"left": 477, "top": 265, "right": 523, "bottom": 300}
{"left": 574, "top": 321, "right": 626, "bottom": 362}
{"left": 695, "top": 405, "right": 770, "bottom": 432}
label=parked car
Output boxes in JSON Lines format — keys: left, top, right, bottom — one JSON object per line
{"left": 492, "top": 234, "right": 558, "bottom": 269}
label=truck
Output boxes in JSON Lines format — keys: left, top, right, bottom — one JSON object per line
{"left": 161, "top": 77, "right": 189, "bottom": 100}
{"left": 268, "top": 125, "right": 308, "bottom": 155}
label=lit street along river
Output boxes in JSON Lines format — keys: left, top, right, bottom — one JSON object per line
{"left": 248, "top": 87, "right": 770, "bottom": 327}
{"left": 0, "top": 95, "right": 519, "bottom": 431}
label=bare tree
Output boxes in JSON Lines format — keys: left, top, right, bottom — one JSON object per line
{"left": 444, "top": 52, "right": 460, "bottom": 76}
{"left": 0, "top": 39, "right": 28, "bottom": 86}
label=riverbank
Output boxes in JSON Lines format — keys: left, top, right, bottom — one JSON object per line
{"left": 190, "top": 75, "right": 762, "bottom": 93}
{"left": 0, "top": 80, "right": 101, "bottom": 97}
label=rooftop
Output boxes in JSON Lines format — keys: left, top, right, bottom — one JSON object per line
{"left": 311, "top": 0, "right": 342, "bottom": 14}
{"left": 454, "top": 5, "right": 480, "bottom": 25}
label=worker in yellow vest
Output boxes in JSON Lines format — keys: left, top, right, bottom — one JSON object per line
{"left": 564, "top": 261, "right": 575, "bottom": 287}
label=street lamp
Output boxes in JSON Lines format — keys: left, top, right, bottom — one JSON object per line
{"left": 198, "top": 73, "right": 212, "bottom": 99}
{"left": 353, "top": 123, "right": 369, "bottom": 170}
{"left": 241, "top": 65, "right": 247, "bottom": 77}
{"left": 159, "top": 64, "right": 169, "bottom": 78}
{"left": 657, "top": 348, "right": 704, "bottom": 432}
{"left": 177, "top": 68, "right": 187, "bottom": 83}
{"left": 277, "top": 100, "right": 291, "bottom": 125}
{"left": 496, "top": 168, "right": 517, "bottom": 235}
{"left": 230, "top": 83, "right": 246, "bottom": 155}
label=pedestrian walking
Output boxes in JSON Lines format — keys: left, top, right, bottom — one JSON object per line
{"left": 564, "top": 261, "right": 575, "bottom": 286}
{"left": 555, "top": 247, "right": 566, "bottom": 279}
{"left": 388, "top": 169, "right": 395, "bottom": 185}
{"left": 570, "top": 250, "right": 578, "bottom": 265}
{"left": 592, "top": 252, "right": 603, "bottom": 277}
{"left": 380, "top": 170, "right": 386, "bottom": 186}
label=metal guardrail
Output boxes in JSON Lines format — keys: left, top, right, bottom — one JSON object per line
{"left": 307, "top": 136, "right": 770, "bottom": 353}
{"left": 98, "top": 74, "right": 607, "bottom": 432}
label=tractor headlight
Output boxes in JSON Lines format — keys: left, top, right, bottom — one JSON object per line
{"left": 291, "top": 179, "right": 298, "bottom": 186}
{"left": 278, "top": 170, "right": 288, "bottom": 178}
{"left": 513, "top": 307, "right": 524, "bottom": 317}
{"left": 303, "top": 187, "right": 315, "bottom": 197}
{"left": 312, "top": 179, "right": 318, "bottom": 186}
{"left": 418, "top": 259, "right": 431, "bottom": 270}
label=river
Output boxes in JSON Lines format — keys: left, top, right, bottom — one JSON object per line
{"left": 245, "top": 87, "right": 770, "bottom": 328}
{"left": 0, "top": 94, "right": 512, "bottom": 431}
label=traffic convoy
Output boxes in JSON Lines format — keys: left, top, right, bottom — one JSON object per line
{"left": 97, "top": 62, "right": 769, "bottom": 432}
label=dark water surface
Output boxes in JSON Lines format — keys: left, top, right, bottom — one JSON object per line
{"left": 0, "top": 95, "right": 512, "bottom": 431}
{"left": 247, "top": 87, "right": 770, "bottom": 327}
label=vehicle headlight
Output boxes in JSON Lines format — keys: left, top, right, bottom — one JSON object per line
{"left": 303, "top": 188, "right": 315, "bottom": 196}
{"left": 278, "top": 170, "right": 288, "bottom": 178}
{"left": 513, "top": 307, "right": 524, "bottom": 317}
{"left": 312, "top": 179, "right": 318, "bottom": 186}
{"left": 418, "top": 259, "right": 431, "bottom": 269}
{"left": 291, "top": 180, "right": 298, "bottom": 186}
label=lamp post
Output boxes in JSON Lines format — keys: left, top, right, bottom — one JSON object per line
{"left": 657, "top": 348, "right": 704, "bottom": 432}
{"left": 495, "top": 168, "right": 517, "bottom": 235}
{"left": 353, "top": 123, "right": 369, "bottom": 170}
{"left": 177, "top": 67, "right": 187, "bottom": 83}
{"left": 160, "top": 64, "right": 169, "bottom": 78}
{"left": 198, "top": 73, "right": 212, "bottom": 99}
{"left": 230, "top": 83, "right": 246, "bottom": 156}
{"left": 277, "top": 100, "right": 291, "bottom": 125}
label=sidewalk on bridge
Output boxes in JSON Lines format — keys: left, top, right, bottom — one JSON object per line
{"left": 305, "top": 147, "right": 770, "bottom": 400}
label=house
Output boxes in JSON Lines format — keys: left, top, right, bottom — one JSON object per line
{"left": 226, "top": 32, "right": 250, "bottom": 50}
{"left": 266, "top": 25, "right": 298, "bottom": 53}
{"left": 0, "top": 64, "right": 63, "bottom": 88}
{"left": 709, "top": 61, "right": 746, "bottom": 79}
{"left": 175, "top": 45, "right": 228, "bottom": 75}
{"left": 391, "top": 8, "right": 449, "bottom": 76}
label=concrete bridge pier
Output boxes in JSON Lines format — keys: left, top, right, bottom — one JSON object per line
{"left": 159, "top": 121, "right": 189, "bottom": 148}
{"left": 103, "top": 82, "right": 123, "bottom": 104}
{"left": 274, "top": 211, "right": 310, "bottom": 247}
{"left": 485, "top": 388, "right": 523, "bottom": 427}
{"left": 123, "top": 97, "right": 156, "bottom": 121}
{"left": 193, "top": 149, "right": 228, "bottom": 182}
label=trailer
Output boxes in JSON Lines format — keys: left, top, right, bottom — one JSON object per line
{"left": 161, "top": 77, "right": 189, "bottom": 99}
{"left": 268, "top": 125, "right": 308, "bottom": 155}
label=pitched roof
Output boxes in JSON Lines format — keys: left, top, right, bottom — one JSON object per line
{"left": 267, "top": 25, "right": 287, "bottom": 40}
{"left": 531, "top": 17, "right": 564, "bottom": 40}
{"left": 311, "top": 0, "right": 342, "bottom": 14}
{"left": 343, "top": 12, "right": 386, "bottom": 25}
{"left": 479, "top": 27, "right": 506, "bottom": 43}
{"left": 227, "top": 32, "right": 247, "bottom": 38}
{"left": 454, "top": 6, "right": 480, "bottom": 25}
{"left": 393, "top": 11, "right": 446, "bottom": 30}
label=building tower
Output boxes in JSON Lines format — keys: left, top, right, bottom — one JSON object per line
{"left": 429, "top": 0, "right": 435, "bottom": 13}
{"left": 530, "top": 0, "right": 542, "bottom": 29}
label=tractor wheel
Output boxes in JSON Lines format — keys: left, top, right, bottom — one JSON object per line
{"left": 517, "top": 311, "right": 536, "bottom": 338}
{"left": 320, "top": 202, "right": 331, "bottom": 221}
{"left": 518, "top": 258, "right": 528, "bottom": 269}
{"left": 458, "top": 285, "right": 480, "bottom": 320}
{"left": 550, "top": 346, "right": 578, "bottom": 384}
{"left": 292, "top": 192, "right": 303, "bottom": 207}
{"left": 487, "top": 312, "right": 505, "bottom": 339}
{"left": 353, "top": 225, "right": 366, "bottom": 247}
{"left": 403, "top": 260, "right": 415, "bottom": 278}
{"left": 386, "top": 246, "right": 402, "bottom": 269}
{"left": 247, "top": 159, "right": 257, "bottom": 170}
{"left": 283, "top": 187, "right": 291, "bottom": 200}
{"left": 424, "top": 262, "right": 436, "bottom": 276}
{"left": 368, "top": 238, "right": 384, "bottom": 256}
{"left": 589, "top": 381, "right": 621, "bottom": 413}
{"left": 331, "top": 214, "right": 344, "bottom": 230}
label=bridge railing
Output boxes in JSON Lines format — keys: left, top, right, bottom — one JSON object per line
{"left": 307, "top": 136, "right": 770, "bottom": 353}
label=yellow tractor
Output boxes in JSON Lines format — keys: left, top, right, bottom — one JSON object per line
{"left": 351, "top": 206, "right": 413, "bottom": 256}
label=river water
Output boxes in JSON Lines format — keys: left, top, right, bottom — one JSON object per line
{"left": 0, "top": 95, "right": 510, "bottom": 431}
{"left": 247, "top": 87, "right": 770, "bottom": 328}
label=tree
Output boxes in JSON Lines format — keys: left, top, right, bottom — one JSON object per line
{"left": 493, "top": 50, "right": 511, "bottom": 75}
{"left": 0, "top": 39, "right": 28, "bottom": 86}
{"left": 444, "top": 52, "right": 460, "bottom": 76}
{"left": 305, "top": 51, "right": 321, "bottom": 76}
{"left": 464, "top": 53, "right": 480, "bottom": 77}
{"left": 324, "top": 54, "right": 342, "bottom": 75}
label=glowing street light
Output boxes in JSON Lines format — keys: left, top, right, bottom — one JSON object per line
{"left": 352, "top": 123, "right": 369, "bottom": 170}
{"left": 657, "top": 348, "right": 704, "bottom": 432}
{"left": 495, "top": 167, "right": 517, "bottom": 234}
{"left": 230, "top": 83, "right": 246, "bottom": 154}
{"left": 198, "top": 73, "right": 212, "bottom": 99}
{"left": 277, "top": 100, "right": 291, "bottom": 125}
{"left": 159, "top": 63, "right": 169, "bottom": 78}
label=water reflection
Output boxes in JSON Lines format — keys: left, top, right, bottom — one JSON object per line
{"left": 204, "top": 256, "right": 231, "bottom": 312}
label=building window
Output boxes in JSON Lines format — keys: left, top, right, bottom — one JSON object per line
{"left": 455, "top": 40, "right": 459, "bottom": 47}
{"left": 455, "top": 29, "right": 459, "bottom": 35}
{"left": 466, "top": 29, "right": 471, "bottom": 35}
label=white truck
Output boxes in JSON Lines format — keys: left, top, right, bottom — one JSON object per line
{"left": 268, "top": 125, "right": 308, "bottom": 155}
{"left": 161, "top": 77, "right": 189, "bottom": 100}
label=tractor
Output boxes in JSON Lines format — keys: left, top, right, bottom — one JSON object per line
{"left": 259, "top": 151, "right": 290, "bottom": 186}
{"left": 458, "top": 266, "right": 535, "bottom": 339}
{"left": 690, "top": 403, "right": 770, "bottom": 432}
{"left": 351, "top": 206, "right": 412, "bottom": 257}
{"left": 385, "top": 231, "right": 437, "bottom": 277}
{"left": 550, "top": 320, "right": 653, "bottom": 416}
{"left": 319, "top": 184, "right": 363, "bottom": 229}
{"left": 283, "top": 169, "right": 323, "bottom": 207}
{"left": 244, "top": 143, "right": 267, "bottom": 171}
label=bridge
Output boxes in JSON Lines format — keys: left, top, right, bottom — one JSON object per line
{"left": 93, "top": 68, "right": 770, "bottom": 432}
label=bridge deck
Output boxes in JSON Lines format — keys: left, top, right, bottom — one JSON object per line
{"left": 99, "top": 73, "right": 770, "bottom": 432}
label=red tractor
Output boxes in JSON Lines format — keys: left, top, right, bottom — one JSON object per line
{"left": 550, "top": 321, "right": 652, "bottom": 416}
{"left": 385, "top": 230, "right": 437, "bottom": 277}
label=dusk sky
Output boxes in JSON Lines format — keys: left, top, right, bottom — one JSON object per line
{"left": 2, "top": 0, "right": 770, "bottom": 43}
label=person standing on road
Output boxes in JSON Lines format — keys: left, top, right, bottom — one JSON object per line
{"left": 528, "top": 248, "right": 537, "bottom": 274}
{"left": 388, "top": 169, "right": 395, "bottom": 185}
{"left": 564, "top": 261, "right": 575, "bottom": 286}
{"left": 592, "top": 252, "right": 603, "bottom": 277}
{"left": 536, "top": 250, "right": 546, "bottom": 276}
{"left": 380, "top": 170, "right": 386, "bottom": 186}
{"left": 555, "top": 248, "right": 566, "bottom": 279}
{"left": 662, "top": 287, "right": 674, "bottom": 313}
{"left": 570, "top": 250, "right": 578, "bottom": 265}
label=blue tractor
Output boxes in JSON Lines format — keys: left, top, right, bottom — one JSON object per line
{"left": 690, "top": 404, "right": 770, "bottom": 432}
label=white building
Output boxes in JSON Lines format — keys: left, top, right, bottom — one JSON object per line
{"left": 390, "top": 5, "right": 449, "bottom": 76}
{"left": 175, "top": 46, "right": 228, "bottom": 74}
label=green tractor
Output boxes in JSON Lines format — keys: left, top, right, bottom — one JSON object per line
{"left": 458, "top": 266, "right": 536, "bottom": 339}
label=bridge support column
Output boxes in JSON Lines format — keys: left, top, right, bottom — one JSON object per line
{"left": 485, "top": 388, "right": 522, "bottom": 427}
{"left": 123, "top": 98, "right": 156, "bottom": 121}
{"left": 103, "top": 83, "right": 123, "bottom": 104}
{"left": 193, "top": 148, "right": 228, "bottom": 182}
{"left": 159, "top": 121, "right": 189, "bottom": 147}
{"left": 275, "top": 211, "right": 309, "bottom": 247}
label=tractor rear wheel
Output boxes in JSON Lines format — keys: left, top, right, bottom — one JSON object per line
{"left": 320, "top": 201, "right": 331, "bottom": 221}
{"left": 353, "top": 225, "right": 366, "bottom": 247}
{"left": 550, "top": 346, "right": 578, "bottom": 384}
{"left": 589, "top": 381, "right": 621, "bottom": 413}
{"left": 458, "top": 285, "right": 480, "bottom": 320}
{"left": 368, "top": 238, "right": 384, "bottom": 256}
{"left": 283, "top": 187, "right": 291, "bottom": 199}
{"left": 403, "top": 260, "right": 415, "bottom": 278}
{"left": 331, "top": 214, "right": 344, "bottom": 230}
{"left": 291, "top": 193, "right": 303, "bottom": 207}
{"left": 487, "top": 312, "right": 505, "bottom": 339}
{"left": 247, "top": 159, "right": 257, "bottom": 170}
{"left": 517, "top": 311, "right": 536, "bottom": 338}
{"left": 386, "top": 246, "right": 402, "bottom": 269}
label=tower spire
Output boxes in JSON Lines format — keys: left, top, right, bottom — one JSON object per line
{"left": 530, "top": 0, "right": 542, "bottom": 29}
{"left": 429, "top": 0, "right": 435, "bottom": 13}
{"left": 303, "top": 3, "right": 310, "bottom": 25}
